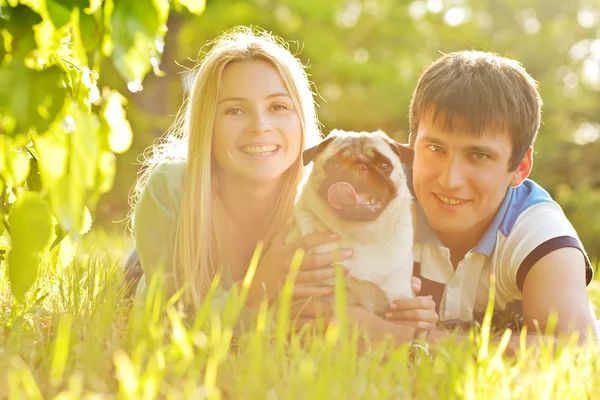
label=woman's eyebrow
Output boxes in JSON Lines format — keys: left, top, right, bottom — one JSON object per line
{"left": 218, "top": 92, "right": 291, "bottom": 105}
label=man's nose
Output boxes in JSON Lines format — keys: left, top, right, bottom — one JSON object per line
{"left": 439, "top": 157, "right": 465, "bottom": 189}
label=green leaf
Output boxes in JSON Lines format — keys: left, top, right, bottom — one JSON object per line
{"left": 176, "top": 0, "right": 206, "bottom": 14}
{"left": 95, "top": 151, "right": 116, "bottom": 196}
{"left": 0, "top": 3, "right": 42, "bottom": 57}
{"left": 102, "top": 90, "right": 132, "bottom": 154}
{"left": 110, "top": 0, "right": 169, "bottom": 88}
{"left": 8, "top": 191, "right": 54, "bottom": 251}
{"left": 48, "top": 233, "right": 76, "bottom": 269}
{"left": 6, "top": 150, "right": 30, "bottom": 187}
{"left": 0, "top": 60, "right": 65, "bottom": 135}
{"left": 46, "top": 0, "right": 71, "bottom": 29}
{"left": 8, "top": 246, "right": 39, "bottom": 303}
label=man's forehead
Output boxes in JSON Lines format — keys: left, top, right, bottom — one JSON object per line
{"left": 416, "top": 121, "right": 513, "bottom": 156}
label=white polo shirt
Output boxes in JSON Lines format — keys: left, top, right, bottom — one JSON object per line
{"left": 412, "top": 179, "right": 593, "bottom": 327}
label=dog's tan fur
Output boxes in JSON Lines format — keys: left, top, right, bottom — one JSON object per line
{"left": 287, "top": 129, "right": 414, "bottom": 315}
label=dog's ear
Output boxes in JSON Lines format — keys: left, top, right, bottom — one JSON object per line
{"left": 302, "top": 136, "right": 334, "bottom": 166}
{"left": 388, "top": 141, "right": 414, "bottom": 168}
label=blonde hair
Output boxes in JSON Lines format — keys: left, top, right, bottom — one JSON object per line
{"left": 131, "top": 27, "right": 322, "bottom": 305}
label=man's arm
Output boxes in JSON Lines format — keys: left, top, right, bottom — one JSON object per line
{"left": 521, "top": 247, "right": 597, "bottom": 341}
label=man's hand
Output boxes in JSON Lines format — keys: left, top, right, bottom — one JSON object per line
{"left": 383, "top": 277, "right": 439, "bottom": 330}
{"left": 290, "top": 300, "right": 415, "bottom": 345}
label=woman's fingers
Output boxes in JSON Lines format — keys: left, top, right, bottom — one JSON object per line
{"left": 293, "top": 231, "right": 339, "bottom": 251}
{"left": 290, "top": 299, "right": 334, "bottom": 319}
{"left": 295, "top": 266, "right": 346, "bottom": 283}
{"left": 303, "top": 249, "right": 353, "bottom": 270}
{"left": 292, "top": 285, "right": 336, "bottom": 299}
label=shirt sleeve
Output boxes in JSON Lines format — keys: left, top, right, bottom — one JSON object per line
{"left": 132, "top": 161, "right": 256, "bottom": 335}
{"left": 497, "top": 202, "right": 593, "bottom": 299}
{"left": 132, "top": 162, "right": 185, "bottom": 294}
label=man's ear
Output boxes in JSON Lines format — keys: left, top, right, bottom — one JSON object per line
{"left": 510, "top": 146, "right": 533, "bottom": 187}
{"left": 388, "top": 141, "right": 414, "bottom": 168}
{"left": 302, "top": 136, "right": 334, "bottom": 166}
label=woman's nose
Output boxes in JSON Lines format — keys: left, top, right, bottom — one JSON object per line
{"left": 248, "top": 110, "right": 272, "bottom": 134}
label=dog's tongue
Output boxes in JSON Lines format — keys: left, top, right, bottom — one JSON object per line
{"left": 328, "top": 182, "right": 362, "bottom": 210}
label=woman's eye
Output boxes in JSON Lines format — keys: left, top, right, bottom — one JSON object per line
{"left": 270, "top": 103, "right": 289, "bottom": 112}
{"left": 225, "top": 107, "right": 243, "bottom": 115}
{"left": 328, "top": 162, "right": 340, "bottom": 169}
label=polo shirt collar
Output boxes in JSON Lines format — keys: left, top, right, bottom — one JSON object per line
{"left": 416, "top": 186, "right": 514, "bottom": 257}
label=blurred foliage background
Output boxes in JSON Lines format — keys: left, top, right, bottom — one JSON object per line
{"left": 2, "top": 0, "right": 597, "bottom": 266}
{"left": 98, "top": 0, "right": 600, "bottom": 260}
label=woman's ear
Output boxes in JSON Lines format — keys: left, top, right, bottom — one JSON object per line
{"left": 510, "top": 146, "right": 533, "bottom": 187}
{"left": 302, "top": 136, "right": 334, "bottom": 166}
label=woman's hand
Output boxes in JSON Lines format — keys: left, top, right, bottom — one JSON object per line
{"left": 244, "top": 224, "right": 353, "bottom": 308}
{"left": 382, "top": 277, "right": 439, "bottom": 330}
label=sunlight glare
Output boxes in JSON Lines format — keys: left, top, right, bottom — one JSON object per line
{"left": 409, "top": 1, "right": 427, "bottom": 20}
{"left": 426, "top": 0, "right": 443, "bottom": 14}
{"left": 444, "top": 7, "right": 469, "bottom": 27}
{"left": 573, "top": 122, "right": 600, "bottom": 145}
{"left": 577, "top": 10, "right": 597, "bottom": 29}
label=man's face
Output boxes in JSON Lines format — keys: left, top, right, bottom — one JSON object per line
{"left": 412, "top": 118, "right": 530, "bottom": 245}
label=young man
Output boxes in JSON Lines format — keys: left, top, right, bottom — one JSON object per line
{"left": 288, "top": 51, "right": 596, "bottom": 348}
{"left": 396, "top": 50, "right": 597, "bottom": 342}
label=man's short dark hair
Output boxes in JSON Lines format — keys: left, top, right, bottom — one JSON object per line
{"left": 409, "top": 51, "right": 542, "bottom": 171}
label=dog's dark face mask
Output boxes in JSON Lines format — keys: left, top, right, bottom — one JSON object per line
{"left": 303, "top": 136, "right": 413, "bottom": 222}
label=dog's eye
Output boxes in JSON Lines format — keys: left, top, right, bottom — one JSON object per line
{"left": 379, "top": 162, "right": 390, "bottom": 170}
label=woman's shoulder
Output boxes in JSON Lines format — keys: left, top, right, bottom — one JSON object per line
{"left": 137, "top": 161, "right": 187, "bottom": 215}
{"left": 145, "top": 161, "right": 186, "bottom": 194}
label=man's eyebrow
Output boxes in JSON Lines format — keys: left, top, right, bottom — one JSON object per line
{"left": 417, "top": 135, "right": 446, "bottom": 145}
{"left": 217, "top": 92, "right": 291, "bottom": 105}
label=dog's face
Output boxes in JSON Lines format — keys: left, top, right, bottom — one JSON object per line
{"left": 302, "top": 130, "right": 413, "bottom": 222}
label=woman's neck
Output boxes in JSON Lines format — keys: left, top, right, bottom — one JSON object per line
{"left": 218, "top": 175, "right": 282, "bottom": 232}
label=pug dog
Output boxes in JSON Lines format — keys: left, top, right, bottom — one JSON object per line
{"left": 286, "top": 129, "right": 415, "bottom": 316}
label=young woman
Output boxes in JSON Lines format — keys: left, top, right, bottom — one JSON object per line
{"left": 129, "top": 27, "right": 437, "bottom": 338}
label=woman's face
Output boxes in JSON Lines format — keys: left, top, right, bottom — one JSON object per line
{"left": 212, "top": 59, "right": 302, "bottom": 186}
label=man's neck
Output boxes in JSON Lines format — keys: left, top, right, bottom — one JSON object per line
{"left": 437, "top": 218, "right": 492, "bottom": 268}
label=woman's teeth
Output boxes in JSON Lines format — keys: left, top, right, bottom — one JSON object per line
{"left": 436, "top": 194, "right": 466, "bottom": 205}
{"left": 241, "top": 145, "right": 278, "bottom": 156}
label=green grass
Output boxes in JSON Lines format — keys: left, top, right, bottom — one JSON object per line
{"left": 1, "top": 231, "right": 599, "bottom": 399}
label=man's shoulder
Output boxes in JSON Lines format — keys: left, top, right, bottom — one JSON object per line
{"left": 499, "top": 179, "right": 560, "bottom": 237}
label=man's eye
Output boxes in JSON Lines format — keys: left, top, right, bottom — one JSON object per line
{"left": 225, "top": 107, "right": 243, "bottom": 115}
{"left": 471, "top": 152, "right": 489, "bottom": 160}
{"left": 427, "top": 144, "right": 443, "bottom": 152}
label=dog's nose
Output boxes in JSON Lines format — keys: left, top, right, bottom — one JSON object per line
{"left": 350, "top": 163, "right": 368, "bottom": 180}
{"left": 357, "top": 163, "right": 368, "bottom": 172}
